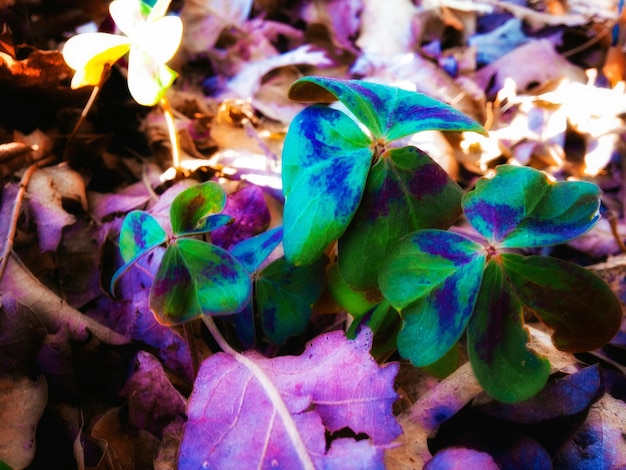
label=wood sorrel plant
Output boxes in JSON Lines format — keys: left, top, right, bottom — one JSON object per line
{"left": 62, "top": 0, "right": 184, "bottom": 169}
{"left": 282, "top": 77, "right": 621, "bottom": 402}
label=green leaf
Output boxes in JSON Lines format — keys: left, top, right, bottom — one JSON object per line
{"left": 255, "top": 256, "right": 327, "bottom": 345}
{"left": 338, "top": 146, "right": 463, "bottom": 289}
{"left": 111, "top": 210, "right": 167, "bottom": 292}
{"left": 422, "top": 342, "right": 460, "bottom": 379}
{"left": 378, "top": 230, "right": 486, "bottom": 366}
{"left": 327, "top": 263, "right": 382, "bottom": 317}
{"left": 468, "top": 260, "right": 550, "bottom": 403}
{"left": 230, "top": 226, "right": 283, "bottom": 273}
{"left": 501, "top": 253, "right": 621, "bottom": 352}
{"left": 119, "top": 210, "right": 167, "bottom": 262}
{"left": 463, "top": 165, "right": 601, "bottom": 247}
{"left": 282, "top": 105, "right": 372, "bottom": 265}
{"left": 149, "top": 239, "right": 252, "bottom": 325}
{"left": 170, "top": 181, "right": 227, "bottom": 236}
{"left": 288, "top": 77, "right": 486, "bottom": 141}
{"left": 346, "top": 300, "right": 401, "bottom": 360}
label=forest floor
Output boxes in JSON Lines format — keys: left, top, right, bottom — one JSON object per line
{"left": 1, "top": 0, "right": 626, "bottom": 469}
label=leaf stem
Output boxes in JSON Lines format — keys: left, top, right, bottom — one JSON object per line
{"left": 160, "top": 97, "right": 181, "bottom": 172}
{"left": 202, "top": 316, "right": 315, "bottom": 470}
{"left": 183, "top": 321, "right": 200, "bottom": 379}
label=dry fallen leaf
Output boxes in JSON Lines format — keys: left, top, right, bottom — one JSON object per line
{"left": 0, "top": 374, "right": 47, "bottom": 469}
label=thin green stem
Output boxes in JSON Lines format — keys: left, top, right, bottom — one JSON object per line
{"left": 160, "top": 97, "right": 181, "bottom": 171}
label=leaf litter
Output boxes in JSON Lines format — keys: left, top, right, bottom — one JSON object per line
{"left": 1, "top": 0, "right": 626, "bottom": 468}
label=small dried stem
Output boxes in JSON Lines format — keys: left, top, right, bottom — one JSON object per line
{"left": 0, "top": 155, "right": 57, "bottom": 281}
{"left": 606, "top": 210, "right": 626, "bottom": 253}
{"left": 160, "top": 97, "right": 181, "bottom": 172}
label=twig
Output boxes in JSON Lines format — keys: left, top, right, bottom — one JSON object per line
{"left": 606, "top": 210, "right": 626, "bottom": 253}
{"left": 0, "top": 154, "right": 57, "bottom": 281}
{"left": 160, "top": 97, "right": 182, "bottom": 172}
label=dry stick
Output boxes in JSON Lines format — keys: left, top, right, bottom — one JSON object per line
{"left": 62, "top": 64, "right": 111, "bottom": 162}
{"left": 160, "top": 97, "right": 182, "bottom": 172}
{"left": 0, "top": 154, "right": 57, "bottom": 281}
{"left": 202, "top": 316, "right": 316, "bottom": 470}
{"left": 606, "top": 210, "right": 626, "bottom": 253}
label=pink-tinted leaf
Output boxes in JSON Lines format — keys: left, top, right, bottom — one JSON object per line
{"left": 212, "top": 184, "right": 271, "bottom": 250}
{"left": 179, "top": 329, "right": 400, "bottom": 469}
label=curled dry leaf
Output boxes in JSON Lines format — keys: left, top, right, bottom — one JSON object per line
{"left": 0, "top": 375, "right": 47, "bottom": 469}
{"left": 385, "top": 325, "right": 579, "bottom": 469}
{"left": 0, "top": 254, "right": 127, "bottom": 345}
{"left": 26, "top": 164, "right": 87, "bottom": 252}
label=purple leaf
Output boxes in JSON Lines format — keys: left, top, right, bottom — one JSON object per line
{"left": 425, "top": 448, "right": 499, "bottom": 470}
{"left": 120, "top": 351, "right": 187, "bottom": 437}
{"left": 212, "top": 184, "right": 271, "bottom": 250}
{"left": 179, "top": 329, "right": 400, "bottom": 469}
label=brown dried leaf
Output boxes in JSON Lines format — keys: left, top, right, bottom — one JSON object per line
{"left": 0, "top": 375, "right": 47, "bottom": 469}
{"left": 0, "top": 254, "right": 127, "bottom": 345}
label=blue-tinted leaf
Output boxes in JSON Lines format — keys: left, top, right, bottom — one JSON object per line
{"left": 230, "top": 226, "right": 283, "bottom": 273}
{"left": 501, "top": 254, "right": 621, "bottom": 352}
{"left": 468, "top": 260, "right": 550, "bottom": 403}
{"left": 170, "top": 181, "right": 227, "bottom": 236}
{"left": 111, "top": 210, "right": 167, "bottom": 292}
{"left": 282, "top": 105, "right": 372, "bottom": 265}
{"left": 463, "top": 165, "right": 601, "bottom": 247}
{"left": 378, "top": 230, "right": 485, "bottom": 366}
{"left": 425, "top": 448, "right": 499, "bottom": 470}
{"left": 478, "top": 364, "right": 603, "bottom": 423}
{"left": 256, "top": 256, "right": 327, "bottom": 345}
{"left": 339, "top": 146, "right": 463, "bottom": 289}
{"left": 288, "top": 76, "right": 486, "bottom": 141}
{"left": 119, "top": 210, "right": 167, "bottom": 262}
{"left": 229, "top": 301, "right": 256, "bottom": 349}
{"left": 149, "top": 239, "right": 252, "bottom": 325}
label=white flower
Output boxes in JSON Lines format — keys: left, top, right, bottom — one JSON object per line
{"left": 62, "top": 0, "right": 183, "bottom": 106}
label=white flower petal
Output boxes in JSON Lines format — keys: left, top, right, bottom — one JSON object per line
{"left": 62, "top": 33, "right": 130, "bottom": 70}
{"left": 136, "top": 16, "right": 183, "bottom": 65}
{"left": 147, "top": 0, "right": 173, "bottom": 22}
{"left": 109, "top": 0, "right": 144, "bottom": 38}
{"left": 127, "top": 47, "right": 176, "bottom": 106}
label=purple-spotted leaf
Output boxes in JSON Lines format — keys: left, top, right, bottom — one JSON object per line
{"left": 149, "top": 239, "right": 251, "bottom": 325}
{"left": 468, "top": 260, "right": 550, "bottom": 403}
{"left": 169, "top": 181, "right": 227, "bottom": 236}
{"left": 282, "top": 104, "right": 372, "bottom": 265}
{"left": 501, "top": 254, "right": 621, "bottom": 352}
{"left": 256, "top": 256, "right": 327, "bottom": 345}
{"left": 111, "top": 210, "right": 167, "bottom": 292}
{"left": 211, "top": 184, "right": 271, "bottom": 250}
{"left": 119, "top": 210, "right": 167, "bottom": 263}
{"left": 288, "top": 77, "right": 486, "bottom": 141}
{"left": 178, "top": 329, "right": 400, "bottom": 469}
{"left": 378, "top": 230, "right": 485, "bottom": 366}
{"left": 230, "top": 226, "right": 283, "bottom": 273}
{"left": 339, "top": 146, "right": 463, "bottom": 289}
{"left": 463, "top": 165, "right": 601, "bottom": 248}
